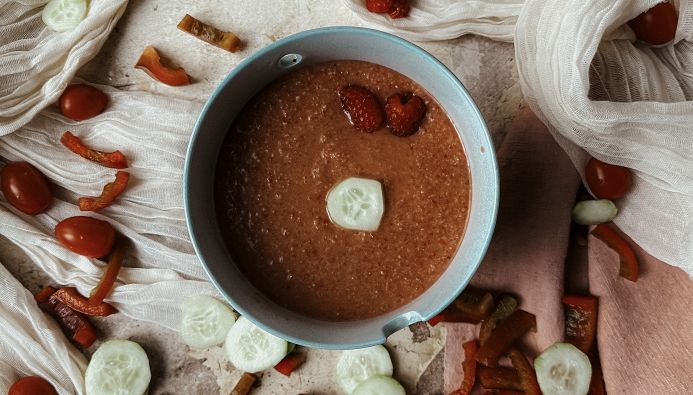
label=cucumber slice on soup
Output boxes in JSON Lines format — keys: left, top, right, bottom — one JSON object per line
{"left": 336, "top": 345, "right": 393, "bottom": 394}
{"left": 85, "top": 340, "right": 151, "bottom": 395}
{"left": 225, "top": 316, "right": 288, "bottom": 373}
{"left": 352, "top": 375, "right": 406, "bottom": 395}
{"left": 42, "top": 0, "right": 88, "bottom": 32}
{"left": 534, "top": 342, "right": 592, "bottom": 395}
{"left": 326, "top": 177, "right": 384, "bottom": 232}
{"left": 180, "top": 295, "right": 237, "bottom": 348}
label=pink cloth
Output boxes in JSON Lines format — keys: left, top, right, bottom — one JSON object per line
{"left": 443, "top": 106, "right": 693, "bottom": 394}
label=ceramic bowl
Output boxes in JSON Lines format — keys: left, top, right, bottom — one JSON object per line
{"left": 184, "top": 27, "right": 499, "bottom": 349}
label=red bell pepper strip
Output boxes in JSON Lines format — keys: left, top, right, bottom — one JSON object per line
{"left": 273, "top": 352, "right": 306, "bottom": 377}
{"left": 588, "top": 347, "right": 606, "bottom": 395}
{"left": 78, "top": 171, "right": 130, "bottom": 211}
{"left": 53, "top": 287, "right": 117, "bottom": 317}
{"left": 89, "top": 242, "right": 125, "bottom": 306}
{"left": 479, "top": 295, "right": 518, "bottom": 345}
{"left": 478, "top": 366, "right": 523, "bottom": 391}
{"left": 37, "top": 288, "right": 97, "bottom": 348}
{"left": 451, "top": 288, "right": 495, "bottom": 324}
{"left": 507, "top": 347, "right": 541, "bottom": 395}
{"left": 135, "top": 46, "right": 191, "bottom": 86}
{"left": 60, "top": 131, "right": 128, "bottom": 169}
{"left": 562, "top": 294, "right": 598, "bottom": 354}
{"left": 35, "top": 286, "right": 58, "bottom": 303}
{"left": 230, "top": 372, "right": 256, "bottom": 395}
{"left": 591, "top": 223, "right": 639, "bottom": 282}
{"left": 427, "top": 312, "right": 445, "bottom": 327}
{"left": 451, "top": 340, "right": 478, "bottom": 395}
{"left": 476, "top": 310, "right": 536, "bottom": 367}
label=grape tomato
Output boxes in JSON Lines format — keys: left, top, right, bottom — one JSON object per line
{"left": 584, "top": 158, "right": 632, "bottom": 200}
{"left": 628, "top": 2, "right": 678, "bottom": 45}
{"left": 59, "top": 84, "right": 108, "bottom": 121}
{"left": 1, "top": 162, "right": 52, "bottom": 215}
{"left": 55, "top": 216, "right": 116, "bottom": 258}
{"left": 9, "top": 376, "right": 58, "bottom": 395}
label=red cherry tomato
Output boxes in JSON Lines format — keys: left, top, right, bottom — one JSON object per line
{"left": 9, "top": 376, "right": 58, "bottom": 395}
{"left": 55, "top": 216, "right": 116, "bottom": 258}
{"left": 628, "top": 1, "right": 678, "bottom": 45}
{"left": 585, "top": 157, "right": 632, "bottom": 200}
{"left": 1, "top": 162, "right": 52, "bottom": 214}
{"left": 59, "top": 84, "right": 109, "bottom": 121}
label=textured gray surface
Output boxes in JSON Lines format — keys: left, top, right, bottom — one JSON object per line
{"left": 0, "top": 0, "right": 520, "bottom": 393}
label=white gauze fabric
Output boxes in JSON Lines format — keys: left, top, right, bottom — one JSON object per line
{"left": 0, "top": 0, "right": 127, "bottom": 135}
{"left": 515, "top": 0, "right": 693, "bottom": 274}
{"left": 342, "top": 0, "right": 523, "bottom": 42}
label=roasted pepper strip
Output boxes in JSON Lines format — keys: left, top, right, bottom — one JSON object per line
{"left": 231, "top": 372, "right": 257, "bottom": 395}
{"left": 587, "top": 346, "right": 606, "bottom": 395}
{"left": 427, "top": 312, "right": 445, "bottom": 326}
{"left": 53, "top": 287, "right": 117, "bottom": 317}
{"left": 478, "top": 366, "right": 523, "bottom": 391}
{"left": 273, "top": 352, "right": 306, "bottom": 377}
{"left": 177, "top": 14, "right": 241, "bottom": 52}
{"left": 78, "top": 171, "right": 130, "bottom": 211}
{"left": 451, "top": 340, "right": 478, "bottom": 395}
{"left": 135, "top": 46, "right": 190, "bottom": 86}
{"left": 89, "top": 242, "right": 125, "bottom": 306}
{"left": 507, "top": 347, "right": 541, "bottom": 395}
{"left": 37, "top": 288, "right": 97, "bottom": 348}
{"left": 479, "top": 295, "right": 518, "bottom": 345}
{"left": 61, "top": 131, "right": 128, "bottom": 169}
{"left": 35, "top": 286, "right": 58, "bottom": 303}
{"left": 591, "top": 223, "right": 639, "bottom": 281}
{"left": 476, "top": 309, "right": 536, "bottom": 367}
{"left": 562, "top": 294, "right": 598, "bottom": 354}
{"left": 451, "top": 288, "right": 495, "bottom": 324}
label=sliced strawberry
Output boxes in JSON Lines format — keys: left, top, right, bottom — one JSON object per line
{"left": 388, "top": 0, "right": 410, "bottom": 18}
{"left": 338, "top": 85, "right": 385, "bottom": 132}
{"left": 385, "top": 92, "right": 427, "bottom": 137}
{"left": 366, "top": 0, "right": 393, "bottom": 13}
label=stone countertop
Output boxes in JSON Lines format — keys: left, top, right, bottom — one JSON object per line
{"left": 0, "top": 1, "right": 521, "bottom": 394}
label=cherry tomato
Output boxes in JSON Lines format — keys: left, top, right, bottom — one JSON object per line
{"left": 9, "top": 376, "right": 58, "bottom": 395}
{"left": 55, "top": 216, "right": 116, "bottom": 258}
{"left": 135, "top": 46, "right": 190, "bottom": 86}
{"left": 1, "top": 162, "right": 52, "bottom": 214}
{"left": 59, "top": 84, "right": 109, "bottom": 121}
{"left": 585, "top": 157, "right": 632, "bottom": 200}
{"left": 628, "top": 2, "right": 678, "bottom": 45}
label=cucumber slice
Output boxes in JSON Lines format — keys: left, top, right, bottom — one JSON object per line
{"left": 336, "top": 345, "right": 393, "bottom": 394}
{"left": 352, "top": 375, "right": 405, "bottom": 395}
{"left": 42, "top": 0, "right": 88, "bottom": 32}
{"left": 225, "top": 316, "right": 288, "bottom": 373}
{"left": 534, "top": 342, "right": 592, "bottom": 395}
{"left": 326, "top": 177, "right": 384, "bottom": 232}
{"left": 572, "top": 199, "right": 618, "bottom": 225}
{"left": 180, "top": 295, "right": 237, "bottom": 349}
{"left": 85, "top": 340, "right": 151, "bottom": 395}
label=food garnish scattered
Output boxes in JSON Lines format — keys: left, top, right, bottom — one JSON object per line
{"left": 273, "top": 352, "right": 306, "bottom": 377}
{"left": 61, "top": 131, "right": 128, "bottom": 169}
{"left": 591, "top": 223, "right": 639, "bottom": 282}
{"left": 385, "top": 92, "right": 427, "bottom": 136}
{"left": 55, "top": 216, "right": 116, "bottom": 258}
{"left": 627, "top": 1, "right": 678, "bottom": 45}
{"left": 79, "top": 171, "right": 130, "bottom": 211}
{"left": 9, "top": 376, "right": 58, "bottom": 395}
{"left": 338, "top": 85, "right": 384, "bottom": 132}
{"left": 135, "top": 46, "right": 191, "bottom": 86}
{"left": 53, "top": 287, "right": 117, "bottom": 317}
{"left": 352, "top": 375, "right": 406, "bottom": 395}
{"left": 42, "top": 0, "right": 88, "bottom": 32}
{"left": 365, "top": 0, "right": 411, "bottom": 19}
{"left": 1, "top": 161, "right": 52, "bottom": 215}
{"left": 180, "top": 294, "right": 237, "bottom": 349}
{"left": 336, "top": 345, "right": 393, "bottom": 394}
{"left": 584, "top": 157, "right": 631, "bottom": 200}
{"left": 225, "top": 316, "right": 289, "bottom": 373}
{"left": 326, "top": 177, "right": 384, "bottom": 232}
{"left": 231, "top": 372, "right": 257, "bottom": 395}
{"left": 85, "top": 340, "right": 151, "bottom": 395}
{"left": 476, "top": 310, "right": 536, "bottom": 367}
{"left": 533, "top": 343, "right": 591, "bottom": 395}
{"left": 450, "top": 340, "right": 478, "bottom": 395}
{"left": 571, "top": 199, "right": 618, "bottom": 225}
{"left": 36, "top": 286, "right": 97, "bottom": 348}
{"left": 177, "top": 14, "right": 241, "bottom": 52}
{"left": 89, "top": 242, "right": 125, "bottom": 305}
{"left": 59, "top": 84, "right": 108, "bottom": 121}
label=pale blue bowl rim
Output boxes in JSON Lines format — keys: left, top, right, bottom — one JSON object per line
{"left": 184, "top": 26, "right": 500, "bottom": 349}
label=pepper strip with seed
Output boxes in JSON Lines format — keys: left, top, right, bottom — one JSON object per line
{"left": 507, "top": 347, "right": 541, "bottom": 395}
{"left": 61, "top": 131, "right": 128, "bottom": 169}
{"left": 450, "top": 288, "right": 495, "bottom": 324}
{"left": 479, "top": 295, "right": 518, "bottom": 345}
{"left": 451, "top": 340, "right": 478, "bottom": 395}
{"left": 478, "top": 366, "right": 523, "bottom": 391}
{"left": 53, "top": 287, "right": 117, "bottom": 317}
{"left": 177, "top": 14, "right": 241, "bottom": 52}
{"left": 563, "top": 294, "right": 598, "bottom": 354}
{"left": 79, "top": 171, "right": 130, "bottom": 211}
{"left": 591, "top": 223, "right": 639, "bottom": 281}
{"left": 230, "top": 372, "right": 257, "bottom": 395}
{"left": 89, "top": 242, "right": 125, "bottom": 306}
{"left": 476, "top": 309, "right": 536, "bottom": 367}
{"left": 37, "top": 287, "right": 97, "bottom": 348}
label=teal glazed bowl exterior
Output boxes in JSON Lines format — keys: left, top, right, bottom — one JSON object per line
{"left": 184, "top": 27, "right": 499, "bottom": 349}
